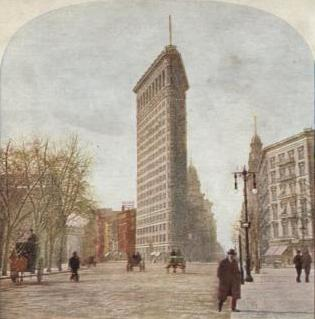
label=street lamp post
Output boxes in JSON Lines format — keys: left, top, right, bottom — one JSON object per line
{"left": 238, "top": 232, "right": 245, "bottom": 285}
{"left": 234, "top": 166, "right": 256, "bottom": 282}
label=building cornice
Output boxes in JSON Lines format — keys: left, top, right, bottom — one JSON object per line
{"left": 133, "top": 45, "right": 189, "bottom": 93}
{"left": 262, "top": 129, "right": 314, "bottom": 154}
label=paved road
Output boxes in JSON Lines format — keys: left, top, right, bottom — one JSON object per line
{"left": 0, "top": 262, "right": 230, "bottom": 319}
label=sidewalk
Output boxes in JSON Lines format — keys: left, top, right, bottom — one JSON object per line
{"left": 231, "top": 267, "right": 314, "bottom": 319}
{"left": 0, "top": 263, "right": 71, "bottom": 280}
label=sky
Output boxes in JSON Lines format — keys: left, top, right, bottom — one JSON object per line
{"left": 0, "top": 0, "right": 314, "bottom": 249}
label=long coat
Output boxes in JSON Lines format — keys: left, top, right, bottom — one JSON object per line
{"left": 217, "top": 258, "right": 241, "bottom": 300}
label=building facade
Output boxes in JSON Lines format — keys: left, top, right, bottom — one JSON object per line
{"left": 118, "top": 208, "right": 136, "bottom": 257}
{"left": 134, "top": 43, "right": 189, "bottom": 259}
{"left": 186, "top": 163, "right": 219, "bottom": 261}
{"left": 95, "top": 208, "right": 120, "bottom": 261}
{"left": 246, "top": 128, "right": 314, "bottom": 266}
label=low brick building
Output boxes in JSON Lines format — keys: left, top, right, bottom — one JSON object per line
{"left": 95, "top": 207, "right": 136, "bottom": 260}
{"left": 118, "top": 208, "right": 136, "bottom": 257}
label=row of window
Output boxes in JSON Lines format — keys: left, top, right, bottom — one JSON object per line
{"left": 269, "top": 163, "right": 305, "bottom": 183}
{"left": 137, "top": 201, "right": 168, "bottom": 215}
{"left": 136, "top": 234, "right": 167, "bottom": 245}
{"left": 137, "top": 70, "right": 166, "bottom": 109}
{"left": 138, "top": 127, "right": 166, "bottom": 154}
{"left": 138, "top": 155, "right": 167, "bottom": 180}
{"left": 270, "top": 176, "right": 307, "bottom": 201}
{"left": 137, "top": 213, "right": 167, "bottom": 226}
{"left": 138, "top": 192, "right": 167, "bottom": 208}
{"left": 138, "top": 165, "right": 167, "bottom": 186}
{"left": 269, "top": 146, "right": 305, "bottom": 168}
{"left": 138, "top": 109, "right": 167, "bottom": 144}
{"left": 138, "top": 101, "right": 166, "bottom": 131}
{"left": 138, "top": 146, "right": 166, "bottom": 171}
{"left": 271, "top": 198, "right": 307, "bottom": 219}
{"left": 137, "top": 223, "right": 167, "bottom": 235}
{"left": 272, "top": 218, "right": 309, "bottom": 238}
{"left": 137, "top": 134, "right": 167, "bottom": 160}
{"left": 138, "top": 183, "right": 167, "bottom": 201}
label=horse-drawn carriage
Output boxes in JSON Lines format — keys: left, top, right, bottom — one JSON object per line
{"left": 166, "top": 255, "right": 186, "bottom": 273}
{"left": 126, "top": 253, "right": 145, "bottom": 272}
{"left": 9, "top": 241, "right": 43, "bottom": 284}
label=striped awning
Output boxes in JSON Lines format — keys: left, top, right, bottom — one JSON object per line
{"left": 264, "top": 245, "right": 288, "bottom": 256}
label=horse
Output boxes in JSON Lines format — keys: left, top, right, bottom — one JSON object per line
{"left": 9, "top": 253, "right": 28, "bottom": 284}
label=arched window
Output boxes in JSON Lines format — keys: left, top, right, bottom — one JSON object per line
{"left": 162, "top": 70, "right": 165, "bottom": 86}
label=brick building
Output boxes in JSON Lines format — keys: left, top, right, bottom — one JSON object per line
{"left": 95, "top": 207, "right": 136, "bottom": 260}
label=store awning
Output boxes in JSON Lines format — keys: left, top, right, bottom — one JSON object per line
{"left": 264, "top": 245, "right": 288, "bottom": 256}
{"left": 150, "top": 251, "right": 161, "bottom": 257}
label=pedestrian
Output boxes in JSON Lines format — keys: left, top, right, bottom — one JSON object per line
{"left": 69, "top": 251, "right": 80, "bottom": 282}
{"left": 302, "top": 249, "right": 312, "bottom": 283}
{"left": 293, "top": 249, "right": 303, "bottom": 282}
{"left": 217, "top": 248, "right": 241, "bottom": 312}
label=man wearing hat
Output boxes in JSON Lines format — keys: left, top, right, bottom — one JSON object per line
{"left": 217, "top": 248, "right": 241, "bottom": 312}
{"left": 293, "top": 249, "right": 303, "bottom": 282}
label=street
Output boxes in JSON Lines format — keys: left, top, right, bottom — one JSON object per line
{"left": 0, "top": 262, "right": 229, "bottom": 319}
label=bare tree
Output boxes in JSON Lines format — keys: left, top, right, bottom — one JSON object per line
{"left": 0, "top": 141, "right": 47, "bottom": 275}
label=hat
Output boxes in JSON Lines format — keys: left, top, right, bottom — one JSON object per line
{"left": 227, "top": 249, "right": 237, "bottom": 256}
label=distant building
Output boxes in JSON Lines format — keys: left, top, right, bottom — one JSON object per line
{"left": 186, "top": 162, "right": 220, "bottom": 261}
{"left": 134, "top": 35, "right": 189, "bottom": 258}
{"left": 95, "top": 208, "right": 120, "bottom": 261}
{"left": 118, "top": 208, "right": 136, "bottom": 257}
{"left": 245, "top": 127, "right": 314, "bottom": 266}
{"left": 95, "top": 207, "right": 136, "bottom": 260}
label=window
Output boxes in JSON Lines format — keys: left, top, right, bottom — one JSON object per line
{"left": 162, "top": 70, "right": 165, "bottom": 87}
{"left": 288, "top": 165, "right": 295, "bottom": 177}
{"left": 291, "top": 219, "right": 298, "bottom": 237}
{"left": 279, "top": 167, "right": 285, "bottom": 178}
{"left": 273, "top": 223, "right": 279, "bottom": 238}
{"left": 282, "top": 221, "right": 288, "bottom": 237}
{"left": 271, "top": 187, "right": 277, "bottom": 201}
{"left": 298, "top": 146, "right": 304, "bottom": 160}
{"left": 280, "top": 201, "right": 287, "bottom": 215}
{"left": 299, "top": 179, "right": 306, "bottom": 194}
{"left": 290, "top": 200, "right": 297, "bottom": 214}
{"left": 270, "top": 171, "right": 276, "bottom": 184}
{"left": 288, "top": 150, "right": 295, "bottom": 160}
{"left": 289, "top": 182, "right": 296, "bottom": 194}
{"left": 298, "top": 162, "right": 305, "bottom": 176}
{"left": 300, "top": 198, "right": 307, "bottom": 214}
{"left": 279, "top": 184, "right": 287, "bottom": 196}
{"left": 270, "top": 157, "right": 276, "bottom": 169}
{"left": 278, "top": 153, "right": 285, "bottom": 163}
{"left": 272, "top": 204, "right": 278, "bottom": 220}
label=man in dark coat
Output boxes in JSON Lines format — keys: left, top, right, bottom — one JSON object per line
{"left": 293, "top": 250, "right": 303, "bottom": 282}
{"left": 217, "top": 248, "right": 241, "bottom": 312}
{"left": 69, "top": 251, "right": 80, "bottom": 282}
{"left": 302, "top": 250, "right": 312, "bottom": 283}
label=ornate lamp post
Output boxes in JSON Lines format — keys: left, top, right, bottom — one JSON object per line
{"left": 234, "top": 166, "right": 257, "bottom": 282}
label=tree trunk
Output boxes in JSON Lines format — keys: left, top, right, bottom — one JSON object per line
{"left": 44, "top": 237, "right": 48, "bottom": 268}
{"left": 1, "top": 229, "right": 12, "bottom": 276}
{"left": 57, "top": 230, "right": 66, "bottom": 271}
{"left": 47, "top": 237, "right": 54, "bottom": 272}
{"left": 0, "top": 221, "right": 5, "bottom": 270}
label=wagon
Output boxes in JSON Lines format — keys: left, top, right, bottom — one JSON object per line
{"left": 9, "top": 241, "right": 43, "bottom": 284}
{"left": 166, "top": 255, "right": 186, "bottom": 273}
{"left": 126, "top": 255, "right": 145, "bottom": 272}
